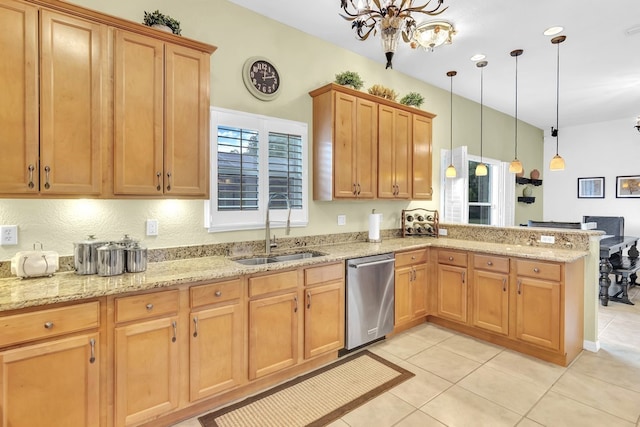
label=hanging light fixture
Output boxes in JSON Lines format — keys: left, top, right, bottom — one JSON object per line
{"left": 475, "top": 61, "right": 488, "bottom": 176}
{"left": 549, "top": 35, "right": 566, "bottom": 171}
{"left": 339, "top": 0, "right": 448, "bottom": 69}
{"left": 445, "top": 70, "right": 457, "bottom": 178}
{"left": 509, "top": 49, "right": 524, "bottom": 174}
{"left": 410, "top": 20, "right": 455, "bottom": 51}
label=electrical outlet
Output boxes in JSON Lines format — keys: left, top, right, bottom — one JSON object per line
{"left": 439, "top": 228, "right": 448, "bottom": 236}
{"left": 146, "top": 219, "right": 159, "bottom": 236}
{"left": 0, "top": 225, "right": 18, "bottom": 246}
{"left": 540, "top": 235, "right": 555, "bottom": 244}
{"left": 337, "top": 215, "right": 346, "bottom": 226}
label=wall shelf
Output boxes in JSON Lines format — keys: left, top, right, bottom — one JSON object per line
{"left": 516, "top": 177, "right": 542, "bottom": 186}
{"left": 517, "top": 196, "right": 536, "bottom": 204}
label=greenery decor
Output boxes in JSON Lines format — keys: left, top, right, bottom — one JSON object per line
{"left": 334, "top": 71, "right": 364, "bottom": 90}
{"left": 143, "top": 10, "right": 182, "bottom": 35}
{"left": 367, "top": 84, "right": 398, "bottom": 101}
{"left": 399, "top": 92, "right": 425, "bottom": 108}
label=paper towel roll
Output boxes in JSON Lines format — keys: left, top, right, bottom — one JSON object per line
{"left": 368, "top": 212, "right": 382, "bottom": 242}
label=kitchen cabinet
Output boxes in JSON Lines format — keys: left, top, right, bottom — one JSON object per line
{"left": 189, "top": 279, "right": 245, "bottom": 401}
{"left": 311, "top": 87, "right": 377, "bottom": 199}
{"left": 411, "top": 114, "right": 433, "bottom": 200}
{"left": 470, "top": 253, "right": 510, "bottom": 335}
{"left": 114, "top": 290, "right": 180, "bottom": 427}
{"left": 309, "top": 83, "right": 435, "bottom": 201}
{"left": 0, "top": 0, "right": 105, "bottom": 196}
{"left": 113, "top": 30, "right": 210, "bottom": 197}
{"left": 0, "top": 301, "right": 101, "bottom": 427}
{"left": 248, "top": 270, "right": 300, "bottom": 380}
{"left": 378, "top": 105, "right": 411, "bottom": 199}
{"left": 436, "top": 249, "right": 468, "bottom": 324}
{"left": 394, "top": 249, "right": 429, "bottom": 330}
{"left": 303, "top": 262, "right": 345, "bottom": 359}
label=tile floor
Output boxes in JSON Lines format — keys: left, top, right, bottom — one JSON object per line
{"left": 175, "top": 286, "right": 640, "bottom": 427}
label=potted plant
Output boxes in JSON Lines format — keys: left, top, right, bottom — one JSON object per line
{"left": 399, "top": 92, "right": 425, "bottom": 108}
{"left": 143, "top": 10, "right": 182, "bottom": 36}
{"left": 334, "top": 71, "right": 364, "bottom": 90}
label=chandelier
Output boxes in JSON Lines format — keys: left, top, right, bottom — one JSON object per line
{"left": 340, "top": 0, "right": 448, "bottom": 69}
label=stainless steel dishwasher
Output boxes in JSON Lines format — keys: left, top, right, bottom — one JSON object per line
{"left": 345, "top": 253, "right": 395, "bottom": 350}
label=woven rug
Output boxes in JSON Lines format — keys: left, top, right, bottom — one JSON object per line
{"left": 198, "top": 350, "right": 414, "bottom": 427}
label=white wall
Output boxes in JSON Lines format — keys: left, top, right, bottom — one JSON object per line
{"left": 543, "top": 117, "right": 640, "bottom": 237}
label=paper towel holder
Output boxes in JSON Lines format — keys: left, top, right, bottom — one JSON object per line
{"left": 368, "top": 209, "right": 382, "bottom": 243}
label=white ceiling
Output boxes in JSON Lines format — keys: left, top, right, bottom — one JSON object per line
{"left": 227, "top": 0, "right": 640, "bottom": 132}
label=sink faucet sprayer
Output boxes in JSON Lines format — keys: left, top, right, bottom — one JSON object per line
{"left": 265, "top": 193, "right": 291, "bottom": 255}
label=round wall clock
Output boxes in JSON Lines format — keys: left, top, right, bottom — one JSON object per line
{"left": 242, "top": 57, "right": 281, "bottom": 101}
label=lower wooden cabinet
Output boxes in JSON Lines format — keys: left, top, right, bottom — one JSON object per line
{"left": 436, "top": 250, "right": 468, "bottom": 324}
{"left": 394, "top": 249, "right": 429, "bottom": 329}
{"left": 471, "top": 254, "right": 510, "bottom": 335}
{"left": 0, "top": 333, "right": 100, "bottom": 427}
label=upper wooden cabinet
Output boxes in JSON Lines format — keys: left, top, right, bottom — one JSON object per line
{"left": 0, "top": 0, "right": 215, "bottom": 199}
{"left": 310, "top": 83, "right": 435, "bottom": 201}
{"left": 114, "top": 30, "right": 210, "bottom": 197}
{"left": 0, "top": 0, "right": 105, "bottom": 196}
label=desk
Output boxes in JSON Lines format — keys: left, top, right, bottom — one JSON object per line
{"left": 599, "top": 236, "right": 639, "bottom": 306}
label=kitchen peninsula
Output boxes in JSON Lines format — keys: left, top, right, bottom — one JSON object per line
{"left": 0, "top": 224, "right": 597, "bottom": 427}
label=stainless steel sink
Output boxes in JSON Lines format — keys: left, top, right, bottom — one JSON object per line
{"left": 233, "top": 251, "right": 326, "bottom": 266}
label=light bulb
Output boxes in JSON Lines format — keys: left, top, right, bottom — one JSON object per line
{"left": 445, "top": 164, "right": 457, "bottom": 178}
{"left": 475, "top": 163, "right": 488, "bottom": 176}
{"left": 549, "top": 154, "right": 565, "bottom": 171}
{"left": 509, "top": 159, "right": 523, "bottom": 174}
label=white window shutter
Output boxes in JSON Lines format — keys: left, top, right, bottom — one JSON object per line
{"left": 440, "top": 146, "right": 468, "bottom": 223}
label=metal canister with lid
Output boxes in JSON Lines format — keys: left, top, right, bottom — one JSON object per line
{"left": 73, "top": 235, "right": 105, "bottom": 275}
{"left": 125, "top": 241, "right": 147, "bottom": 273}
{"left": 97, "top": 242, "right": 125, "bottom": 276}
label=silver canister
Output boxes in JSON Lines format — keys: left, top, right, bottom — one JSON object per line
{"left": 97, "top": 242, "right": 125, "bottom": 276}
{"left": 73, "top": 235, "right": 105, "bottom": 275}
{"left": 125, "top": 241, "right": 147, "bottom": 273}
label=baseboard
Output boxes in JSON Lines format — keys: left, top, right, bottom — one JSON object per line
{"left": 583, "top": 339, "right": 600, "bottom": 352}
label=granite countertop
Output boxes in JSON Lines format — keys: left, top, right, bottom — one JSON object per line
{"left": 0, "top": 237, "right": 588, "bottom": 313}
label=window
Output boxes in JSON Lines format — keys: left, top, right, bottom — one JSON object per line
{"left": 206, "top": 108, "right": 308, "bottom": 232}
{"left": 440, "top": 146, "right": 515, "bottom": 226}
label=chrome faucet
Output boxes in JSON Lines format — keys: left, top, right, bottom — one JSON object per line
{"left": 265, "top": 193, "right": 291, "bottom": 255}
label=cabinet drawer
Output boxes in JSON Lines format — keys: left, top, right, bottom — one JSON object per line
{"left": 249, "top": 270, "right": 299, "bottom": 297}
{"left": 305, "top": 262, "right": 344, "bottom": 286}
{"left": 395, "top": 248, "right": 429, "bottom": 268}
{"left": 115, "top": 290, "right": 179, "bottom": 323}
{"left": 516, "top": 259, "right": 561, "bottom": 281}
{"left": 438, "top": 250, "right": 467, "bottom": 267}
{"left": 473, "top": 254, "right": 509, "bottom": 273}
{"left": 0, "top": 301, "right": 100, "bottom": 348}
{"left": 190, "top": 278, "right": 241, "bottom": 308}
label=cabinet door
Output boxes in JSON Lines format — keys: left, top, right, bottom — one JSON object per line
{"left": 515, "top": 277, "right": 561, "bottom": 350}
{"left": 113, "top": 30, "right": 164, "bottom": 195}
{"left": 333, "top": 92, "right": 357, "bottom": 198}
{"left": 411, "top": 264, "right": 428, "bottom": 318}
{"left": 472, "top": 270, "right": 509, "bottom": 335}
{"left": 394, "top": 266, "right": 413, "bottom": 326}
{"left": 304, "top": 281, "right": 344, "bottom": 359}
{"left": 190, "top": 303, "right": 244, "bottom": 401}
{"left": 437, "top": 264, "right": 467, "bottom": 323}
{"left": 248, "top": 291, "right": 299, "bottom": 380}
{"left": 412, "top": 114, "right": 433, "bottom": 200}
{"left": 0, "top": 0, "right": 38, "bottom": 194}
{"left": 0, "top": 333, "right": 99, "bottom": 427}
{"left": 40, "top": 10, "right": 104, "bottom": 195}
{"left": 378, "top": 106, "right": 411, "bottom": 199}
{"left": 165, "top": 44, "right": 210, "bottom": 197}
{"left": 115, "top": 316, "right": 179, "bottom": 427}
{"left": 354, "top": 98, "right": 377, "bottom": 198}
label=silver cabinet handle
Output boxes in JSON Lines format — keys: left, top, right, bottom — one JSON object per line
{"left": 449, "top": 256, "right": 454, "bottom": 261}
{"left": 44, "top": 321, "right": 54, "bottom": 329}
{"left": 89, "top": 338, "right": 96, "bottom": 364}
{"left": 156, "top": 172, "right": 162, "bottom": 191}
{"left": 533, "top": 267, "right": 540, "bottom": 273}
{"left": 502, "top": 278, "right": 507, "bottom": 292}
{"left": 171, "top": 320, "right": 177, "bottom": 343}
{"left": 214, "top": 290, "right": 222, "bottom": 297}
{"left": 193, "top": 317, "right": 198, "bottom": 338}
{"left": 487, "top": 261, "right": 493, "bottom": 266}
{"left": 28, "top": 164, "right": 35, "bottom": 189}
{"left": 517, "top": 279, "right": 522, "bottom": 294}
{"left": 44, "top": 166, "right": 51, "bottom": 189}
{"left": 166, "top": 172, "right": 172, "bottom": 191}
{"left": 146, "top": 303, "right": 153, "bottom": 311}
{"left": 294, "top": 295, "right": 298, "bottom": 313}
{"left": 411, "top": 256, "right": 416, "bottom": 260}
{"left": 307, "top": 291, "right": 311, "bottom": 309}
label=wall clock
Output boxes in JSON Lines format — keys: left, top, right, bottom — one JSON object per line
{"left": 242, "top": 57, "right": 281, "bottom": 101}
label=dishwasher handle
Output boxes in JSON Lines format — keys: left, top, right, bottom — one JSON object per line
{"left": 348, "top": 258, "right": 395, "bottom": 269}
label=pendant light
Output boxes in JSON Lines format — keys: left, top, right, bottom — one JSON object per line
{"left": 445, "top": 70, "right": 457, "bottom": 178}
{"left": 549, "top": 35, "right": 566, "bottom": 171}
{"left": 509, "top": 49, "right": 524, "bottom": 174}
{"left": 475, "top": 61, "right": 488, "bottom": 176}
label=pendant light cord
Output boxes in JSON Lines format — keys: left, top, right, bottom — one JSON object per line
{"left": 555, "top": 40, "right": 560, "bottom": 155}
{"left": 450, "top": 75, "right": 453, "bottom": 152}
{"left": 480, "top": 65, "right": 484, "bottom": 163}
{"left": 514, "top": 54, "right": 518, "bottom": 159}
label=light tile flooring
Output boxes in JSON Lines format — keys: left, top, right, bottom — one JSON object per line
{"left": 175, "top": 286, "right": 640, "bottom": 427}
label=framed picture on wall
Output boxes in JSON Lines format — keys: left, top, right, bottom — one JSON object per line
{"left": 577, "top": 177, "right": 605, "bottom": 199}
{"left": 616, "top": 175, "right": 640, "bottom": 198}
